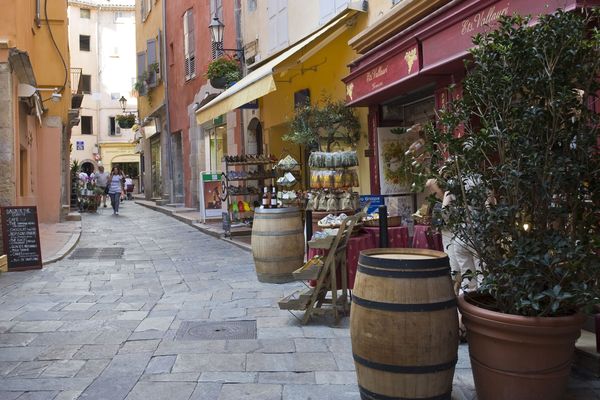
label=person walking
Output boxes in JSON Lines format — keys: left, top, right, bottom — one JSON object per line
{"left": 108, "top": 166, "right": 125, "bottom": 215}
{"left": 95, "top": 166, "right": 109, "bottom": 207}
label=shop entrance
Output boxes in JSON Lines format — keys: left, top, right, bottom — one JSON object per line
{"left": 150, "top": 136, "right": 161, "bottom": 198}
{"left": 208, "top": 124, "right": 227, "bottom": 172}
{"left": 246, "top": 118, "right": 263, "bottom": 155}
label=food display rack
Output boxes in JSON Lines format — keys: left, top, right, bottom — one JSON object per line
{"left": 221, "top": 155, "right": 277, "bottom": 236}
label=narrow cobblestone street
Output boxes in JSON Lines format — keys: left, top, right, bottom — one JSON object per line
{"left": 0, "top": 203, "right": 597, "bottom": 399}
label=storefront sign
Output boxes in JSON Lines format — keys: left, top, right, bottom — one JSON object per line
{"left": 422, "top": 0, "right": 591, "bottom": 69}
{"left": 359, "top": 195, "right": 384, "bottom": 214}
{"left": 345, "top": 44, "right": 420, "bottom": 103}
{"left": 1, "top": 206, "right": 42, "bottom": 271}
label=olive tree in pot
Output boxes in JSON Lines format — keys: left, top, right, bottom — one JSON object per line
{"left": 410, "top": 11, "right": 600, "bottom": 400}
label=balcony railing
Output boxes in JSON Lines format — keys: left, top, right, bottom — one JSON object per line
{"left": 71, "top": 68, "right": 83, "bottom": 94}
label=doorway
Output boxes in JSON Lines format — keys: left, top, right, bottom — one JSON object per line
{"left": 246, "top": 118, "right": 263, "bottom": 155}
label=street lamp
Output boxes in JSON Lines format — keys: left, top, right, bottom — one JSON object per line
{"left": 119, "top": 96, "right": 127, "bottom": 113}
{"left": 208, "top": 15, "right": 243, "bottom": 61}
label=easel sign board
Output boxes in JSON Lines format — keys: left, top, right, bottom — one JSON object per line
{"left": 1, "top": 206, "right": 42, "bottom": 271}
{"left": 199, "top": 172, "right": 223, "bottom": 221}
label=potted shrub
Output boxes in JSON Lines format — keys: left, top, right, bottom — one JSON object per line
{"left": 410, "top": 11, "right": 600, "bottom": 400}
{"left": 206, "top": 56, "right": 241, "bottom": 89}
{"left": 116, "top": 114, "right": 136, "bottom": 129}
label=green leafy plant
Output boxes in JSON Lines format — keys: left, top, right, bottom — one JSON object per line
{"left": 284, "top": 97, "right": 361, "bottom": 152}
{"left": 116, "top": 114, "right": 136, "bottom": 129}
{"left": 70, "top": 160, "right": 80, "bottom": 176}
{"left": 205, "top": 56, "right": 242, "bottom": 87}
{"left": 410, "top": 10, "right": 600, "bottom": 317}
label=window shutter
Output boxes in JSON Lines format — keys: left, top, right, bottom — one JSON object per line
{"left": 268, "top": 0, "right": 287, "bottom": 53}
{"left": 157, "top": 29, "right": 163, "bottom": 81}
{"left": 320, "top": 0, "right": 335, "bottom": 23}
{"left": 183, "top": 9, "right": 195, "bottom": 80}
{"left": 276, "top": 0, "right": 288, "bottom": 49}
{"left": 335, "top": 0, "right": 348, "bottom": 12}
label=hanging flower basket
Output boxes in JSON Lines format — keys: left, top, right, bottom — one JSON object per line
{"left": 116, "top": 114, "right": 136, "bottom": 129}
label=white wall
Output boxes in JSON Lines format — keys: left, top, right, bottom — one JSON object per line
{"left": 68, "top": 1, "right": 137, "bottom": 168}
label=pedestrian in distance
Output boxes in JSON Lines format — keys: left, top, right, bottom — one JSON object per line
{"left": 95, "top": 165, "right": 109, "bottom": 207}
{"left": 108, "top": 166, "right": 125, "bottom": 215}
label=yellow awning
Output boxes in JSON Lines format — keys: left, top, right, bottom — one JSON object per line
{"left": 196, "top": 10, "right": 360, "bottom": 124}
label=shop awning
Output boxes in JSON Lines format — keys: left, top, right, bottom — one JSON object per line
{"left": 196, "top": 10, "right": 361, "bottom": 124}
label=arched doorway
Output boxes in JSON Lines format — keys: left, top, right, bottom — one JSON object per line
{"left": 81, "top": 161, "right": 95, "bottom": 175}
{"left": 247, "top": 118, "right": 263, "bottom": 155}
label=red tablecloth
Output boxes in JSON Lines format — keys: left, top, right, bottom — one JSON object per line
{"left": 363, "top": 226, "right": 409, "bottom": 248}
{"left": 307, "top": 231, "right": 374, "bottom": 290}
{"left": 412, "top": 225, "right": 443, "bottom": 251}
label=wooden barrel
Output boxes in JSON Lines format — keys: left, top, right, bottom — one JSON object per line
{"left": 251, "top": 207, "right": 304, "bottom": 283}
{"left": 350, "top": 248, "right": 458, "bottom": 400}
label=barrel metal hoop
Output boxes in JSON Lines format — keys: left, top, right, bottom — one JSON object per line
{"left": 358, "top": 385, "right": 452, "bottom": 400}
{"left": 354, "top": 353, "right": 457, "bottom": 374}
{"left": 352, "top": 295, "right": 457, "bottom": 312}
{"left": 252, "top": 229, "right": 303, "bottom": 236}
{"left": 358, "top": 264, "right": 451, "bottom": 278}
{"left": 358, "top": 252, "right": 449, "bottom": 270}
{"left": 253, "top": 255, "right": 303, "bottom": 263}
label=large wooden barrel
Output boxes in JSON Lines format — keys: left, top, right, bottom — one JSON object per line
{"left": 350, "top": 248, "right": 458, "bottom": 400}
{"left": 251, "top": 207, "right": 304, "bottom": 283}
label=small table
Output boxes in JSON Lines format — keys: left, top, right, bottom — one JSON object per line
{"left": 308, "top": 231, "right": 374, "bottom": 289}
{"left": 363, "top": 226, "right": 409, "bottom": 248}
{"left": 412, "top": 224, "right": 443, "bottom": 251}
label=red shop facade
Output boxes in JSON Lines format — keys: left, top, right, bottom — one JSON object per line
{"left": 343, "top": 0, "right": 600, "bottom": 195}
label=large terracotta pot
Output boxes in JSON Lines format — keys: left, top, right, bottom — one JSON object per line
{"left": 458, "top": 293, "right": 586, "bottom": 400}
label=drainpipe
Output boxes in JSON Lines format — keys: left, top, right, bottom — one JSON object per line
{"left": 35, "top": 0, "right": 41, "bottom": 27}
{"left": 162, "top": 0, "right": 174, "bottom": 203}
{"left": 234, "top": 0, "right": 245, "bottom": 155}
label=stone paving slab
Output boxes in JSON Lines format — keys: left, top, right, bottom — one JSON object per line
{"left": 0, "top": 203, "right": 597, "bottom": 400}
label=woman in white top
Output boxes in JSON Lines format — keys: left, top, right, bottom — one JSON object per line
{"left": 108, "top": 166, "right": 125, "bottom": 215}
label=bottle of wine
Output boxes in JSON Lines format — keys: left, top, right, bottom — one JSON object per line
{"left": 271, "top": 186, "right": 278, "bottom": 209}
{"left": 262, "top": 187, "right": 269, "bottom": 209}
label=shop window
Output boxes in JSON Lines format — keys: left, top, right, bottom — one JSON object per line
{"left": 80, "top": 35, "right": 91, "bottom": 52}
{"left": 183, "top": 9, "right": 196, "bottom": 80}
{"left": 80, "top": 8, "right": 91, "bottom": 19}
{"left": 81, "top": 116, "right": 93, "bottom": 135}
{"left": 81, "top": 74, "right": 91, "bottom": 94}
{"left": 111, "top": 92, "right": 120, "bottom": 100}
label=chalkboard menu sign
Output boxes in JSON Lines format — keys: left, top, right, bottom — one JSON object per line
{"left": 1, "top": 206, "right": 42, "bottom": 270}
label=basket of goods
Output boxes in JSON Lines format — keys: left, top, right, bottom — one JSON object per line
{"left": 412, "top": 203, "right": 432, "bottom": 225}
{"left": 276, "top": 155, "right": 299, "bottom": 171}
{"left": 363, "top": 213, "right": 402, "bottom": 227}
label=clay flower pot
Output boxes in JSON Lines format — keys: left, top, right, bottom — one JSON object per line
{"left": 458, "top": 293, "right": 585, "bottom": 400}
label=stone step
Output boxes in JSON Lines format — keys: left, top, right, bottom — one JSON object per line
{"left": 575, "top": 330, "right": 600, "bottom": 377}
{"left": 170, "top": 207, "right": 197, "bottom": 214}
{"left": 65, "top": 212, "right": 81, "bottom": 221}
